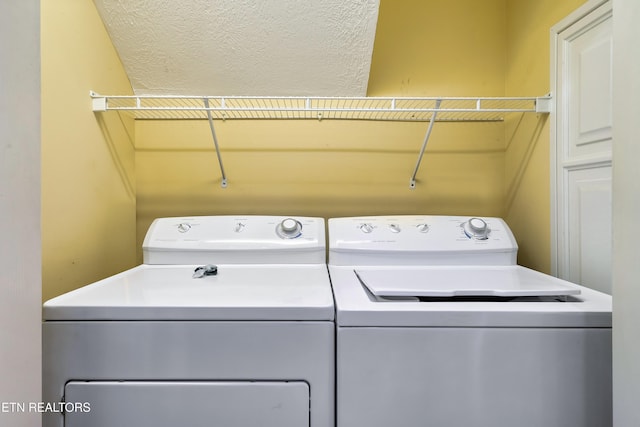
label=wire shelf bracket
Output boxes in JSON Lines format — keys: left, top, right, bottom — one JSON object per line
{"left": 90, "top": 91, "right": 552, "bottom": 188}
{"left": 410, "top": 99, "right": 441, "bottom": 189}
{"left": 203, "top": 98, "right": 227, "bottom": 188}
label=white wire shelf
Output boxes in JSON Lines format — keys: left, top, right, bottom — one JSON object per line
{"left": 91, "top": 91, "right": 551, "bottom": 189}
{"left": 91, "top": 92, "right": 551, "bottom": 122}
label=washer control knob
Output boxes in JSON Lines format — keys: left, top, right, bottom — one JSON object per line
{"left": 276, "top": 218, "right": 303, "bottom": 239}
{"left": 389, "top": 224, "right": 401, "bottom": 233}
{"left": 177, "top": 223, "right": 191, "bottom": 233}
{"left": 463, "top": 217, "right": 490, "bottom": 240}
{"left": 416, "top": 223, "right": 430, "bottom": 233}
{"left": 234, "top": 222, "right": 245, "bottom": 232}
{"left": 359, "top": 223, "right": 374, "bottom": 234}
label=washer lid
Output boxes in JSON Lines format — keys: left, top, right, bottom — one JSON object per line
{"left": 329, "top": 265, "right": 612, "bottom": 328}
{"left": 43, "top": 264, "right": 334, "bottom": 321}
{"left": 354, "top": 267, "right": 581, "bottom": 298}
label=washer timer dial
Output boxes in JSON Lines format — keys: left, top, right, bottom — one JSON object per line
{"left": 463, "top": 217, "right": 490, "bottom": 240}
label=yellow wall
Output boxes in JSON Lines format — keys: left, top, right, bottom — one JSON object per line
{"left": 41, "top": 0, "right": 136, "bottom": 300}
{"left": 504, "top": 0, "right": 585, "bottom": 272}
{"left": 40, "top": 0, "right": 588, "bottom": 280}
{"left": 135, "top": 0, "right": 508, "bottom": 255}
{"left": 367, "top": 0, "right": 506, "bottom": 96}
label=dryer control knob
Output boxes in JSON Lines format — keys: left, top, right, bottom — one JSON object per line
{"left": 359, "top": 223, "right": 374, "bottom": 234}
{"left": 177, "top": 223, "right": 191, "bottom": 233}
{"left": 276, "top": 218, "right": 302, "bottom": 239}
{"left": 463, "top": 217, "right": 489, "bottom": 240}
{"left": 416, "top": 223, "right": 430, "bottom": 233}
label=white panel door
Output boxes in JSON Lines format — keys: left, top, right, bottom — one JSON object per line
{"left": 567, "top": 166, "right": 612, "bottom": 294}
{"left": 552, "top": 0, "right": 613, "bottom": 294}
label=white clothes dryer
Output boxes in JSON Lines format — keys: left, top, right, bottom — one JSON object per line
{"left": 328, "top": 215, "right": 612, "bottom": 427}
{"left": 43, "top": 216, "right": 334, "bottom": 427}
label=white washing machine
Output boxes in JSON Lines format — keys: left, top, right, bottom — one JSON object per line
{"left": 328, "top": 215, "right": 612, "bottom": 427}
{"left": 43, "top": 216, "right": 334, "bottom": 427}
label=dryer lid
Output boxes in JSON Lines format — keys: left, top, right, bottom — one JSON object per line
{"left": 354, "top": 266, "right": 581, "bottom": 298}
{"left": 43, "top": 264, "right": 334, "bottom": 321}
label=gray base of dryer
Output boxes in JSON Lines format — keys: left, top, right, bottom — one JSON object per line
{"left": 43, "top": 321, "right": 334, "bottom": 427}
{"left": 337, "top": 326, "right": 612, "bottom": 427}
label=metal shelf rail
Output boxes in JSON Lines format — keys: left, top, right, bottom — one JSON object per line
{"left": 91, "top": 91, "right": 551, "bottom": 187}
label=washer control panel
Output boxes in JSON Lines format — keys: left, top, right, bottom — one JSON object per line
{"left": 328, "top": 215, "right": 518, "bottom": 266}
{"left": 143, "top": 216, "right": 325, "bottom": 264}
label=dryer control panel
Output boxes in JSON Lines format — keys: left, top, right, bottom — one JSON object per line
{"left": 328, "top": 215, "right": 518, "bottom": 266}
{"left": 143, "top": 216, "right": 326, "bottom": 265}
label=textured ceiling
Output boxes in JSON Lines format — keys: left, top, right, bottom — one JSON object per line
{"left": 93, "top": 0, "right": 380, "bottom": 96}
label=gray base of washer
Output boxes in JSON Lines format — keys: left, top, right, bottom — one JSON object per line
{"left": 337, "top": 326, "right": 612, "bottom": 427}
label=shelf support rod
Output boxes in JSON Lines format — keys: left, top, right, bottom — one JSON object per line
{"left": 204, "top": 98, "right": 228, "bottom": 188}
{"left": 409, "top": 99, "right": 441, "bottom": 188}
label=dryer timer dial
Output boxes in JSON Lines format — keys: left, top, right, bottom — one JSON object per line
{"left": 276, "top": 218, "right": 303, "bottom": 239}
